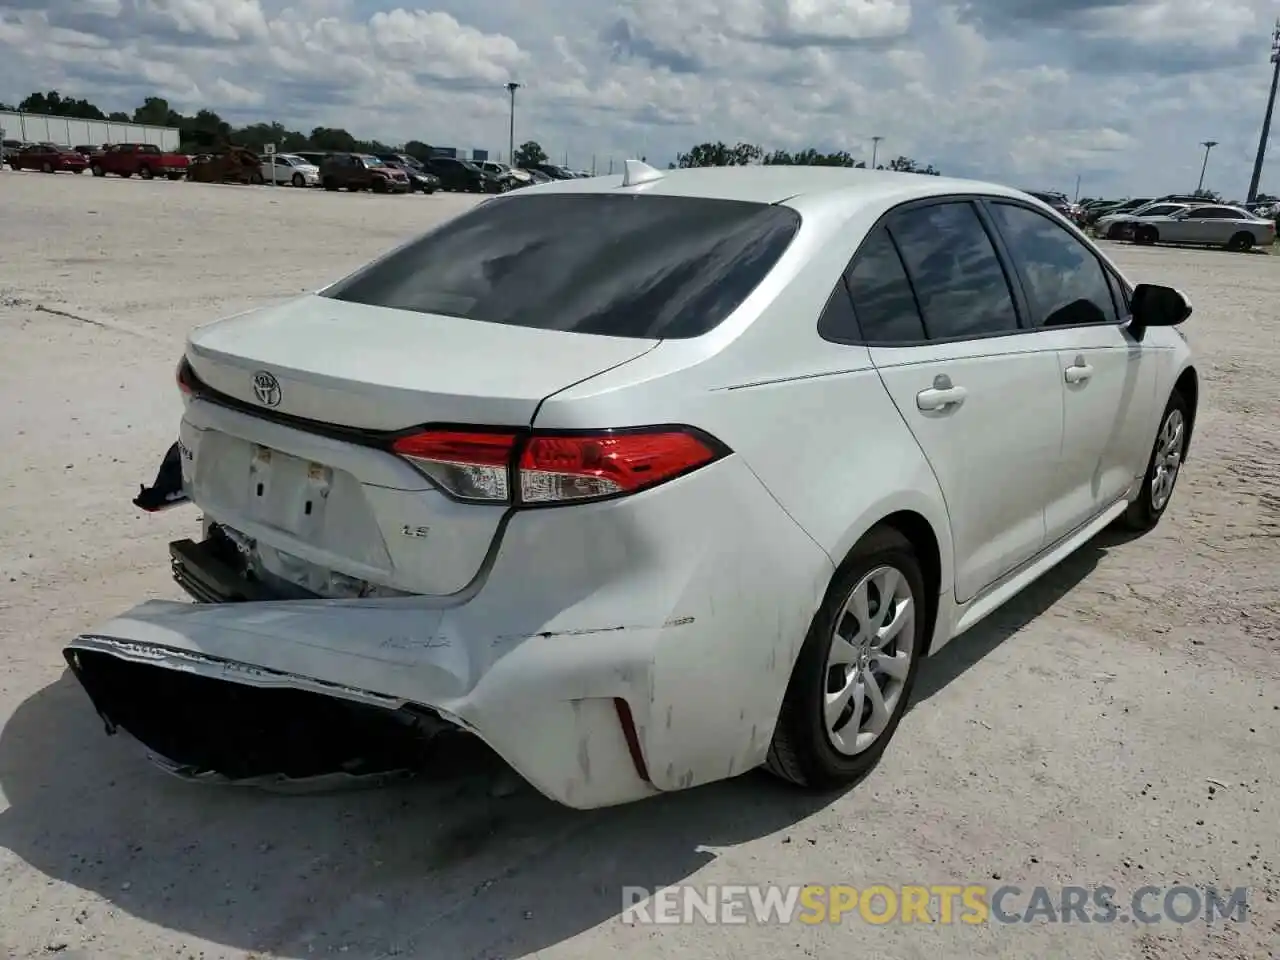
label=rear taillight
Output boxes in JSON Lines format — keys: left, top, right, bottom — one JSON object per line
{"left": 390, "top": 427, "right": 727, "bottom": 506}
{"left": 177, "top": 356, "right": 195, "bottom": 397}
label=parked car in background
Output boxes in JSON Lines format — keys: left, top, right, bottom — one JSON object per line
{"left": 528, "top": 162, "right": 576, "bottom": 181}
{"left": 320, "top": 153, "right": 411, "bottom": 193}
{"left": 1131, "top": 203, "right": 1275, "bottom": 251}
{"left": 1085, "top": 197, "right": 1155, "bottom": 226}
{"left": 421, "top": 155, "right": 506, "bottom": 192}
{"left": 72, "top": 165, "right": 1197, "bottom": 810}
{"left": 73, "top": 144, "right": 102, "bottom": 157}
{"left": 1024, "top": 190, "right": 1073, "bottom": 219}
{"left": 292, "top": 151, "right": 331, "bottom": 169}
{"left": 522, "top": 168, "right": 553, "bottom": 184}
{"left": 375, "top": 154, "right": 441, "bottom": 193}
{"left": 7, "top": 142, "right": 90, "bottom": 173}
{"left": 261, "top": 153, "right": 321, "bottom": 187}
{"left": 1093, "top": 202, "right": 1193, "bottom": 240}
{"left": 1, "top": 138, "right": 24, "bottom": 163}
{"left": 477, "top": 160, "right": 533, "bottom": 187}
{"left": 90, "top": 143, "right": 189, "bottom": 180}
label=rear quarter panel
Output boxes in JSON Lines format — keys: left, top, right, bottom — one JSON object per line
{"left": 533, "top": 190, "right": 956, "bottom": 597}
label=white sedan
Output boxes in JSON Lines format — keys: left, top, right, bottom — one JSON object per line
{"left": 66, "top": 163, "right": 1197, "bottom": 808}
{"left": 260, "top": 153, "right": 320, "bottom": 187}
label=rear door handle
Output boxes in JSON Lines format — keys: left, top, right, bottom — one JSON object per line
{"left": 916, "top": 377, "right": 968, "bottom": 412}
{"left": 1065, "top": 355, "right": 1094, "bottom": 383}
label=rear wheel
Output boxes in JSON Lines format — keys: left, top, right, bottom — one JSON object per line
{"left": 766, "top": 527, "right": 926, "bottom": 789}
{"left": 41, "top": 161, "right": 54, "bottom": 173}
{"left": 250, "top": 171, "right": 264, "bottom": 185}
{"left": 139, "top": 166, "right": 154, "bottom": 180}
{"left": 1227, "top": 231, "right": 1255, "bottom": 252}
{"left": 91, "top": 164, "right": 104, "bottom": 177}
{"left": 1121, "top": 391, "right": 1189, "bottom": 533}
{"left": 1134, "top": 225, "right": 1158, "bottom": 245}
{"left": 1106, "top": 223, "right": 1125, "bottom": 240}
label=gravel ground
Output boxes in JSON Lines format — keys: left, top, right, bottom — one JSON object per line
{"left": 0, "top": 172, "right": 1276, "bottom": 960}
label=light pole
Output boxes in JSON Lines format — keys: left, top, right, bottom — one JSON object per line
{"left": 505, "top": 81, "right": 521, "bottom": 164}
{"left": 870, "top": 135, "right": 883, "bottom": 169}
{"left": 1196, "top": 140, "right": 1218, "bottom": 192}
{"left": 1247, "top": 21, "right": 1280, "bottom": 203}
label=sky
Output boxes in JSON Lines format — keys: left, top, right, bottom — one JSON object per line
{"left": 0, "top": 0, "right": 1277, "bottom": 197}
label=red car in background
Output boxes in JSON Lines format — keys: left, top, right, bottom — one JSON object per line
{"left": 89, "top": 143, "right": 189, "bottom": 180}
{"left": 7, "top": 143, "right": 89, "bottom": 173}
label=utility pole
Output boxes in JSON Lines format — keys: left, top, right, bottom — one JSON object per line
{"left": 1247, "top": 21, "right": 1280, "bottom": 203}
{"left": 1196, "top": 140, "right": 1218, "bottom": 192}
{"left": 870, "top": 135, "right": 883, "bottom": 169}
{"left": 505, "top": 82, "right": 521, "bottom": 166}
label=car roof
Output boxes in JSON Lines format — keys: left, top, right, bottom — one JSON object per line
{"left": 519, "top": 164, "right": 1037, "bottom": 209}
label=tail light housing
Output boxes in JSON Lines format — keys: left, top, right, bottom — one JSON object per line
{"left": 176, "top": 356, "right": 196, "bottom": 398}
{"left": 390, "top": 426, "right": 728, "bottom": 506}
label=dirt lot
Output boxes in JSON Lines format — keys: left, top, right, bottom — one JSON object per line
{"left": 0, "top": 171, "right": 1276, "bottom": 960}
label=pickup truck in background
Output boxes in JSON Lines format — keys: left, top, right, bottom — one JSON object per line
{"left": 89, "top": 143, "right": 190, "bottom": 180}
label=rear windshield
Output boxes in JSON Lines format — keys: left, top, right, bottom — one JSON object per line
{"left": 322, "top": 193, "right": 801, "bottom": 339}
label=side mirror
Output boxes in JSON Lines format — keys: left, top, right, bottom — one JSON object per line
{"left": 1129, "top": 283, "right": 1191, "bottom": 340}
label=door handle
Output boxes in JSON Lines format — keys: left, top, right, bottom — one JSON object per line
{"left": 1065, "top": 354, "right": 1094, "bottom": 384}
{"left": 916, "top": 374, "right": 968, "bottom": 411}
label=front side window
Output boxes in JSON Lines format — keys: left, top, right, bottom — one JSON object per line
{"left": 888, "top": 201, "right": 1020, "bottom": 340}
{"left": 987, "top": 202, "right": 1117, "bottom": 328}
{"left": 324, "top": 194, "right": 801, "bottom": 339}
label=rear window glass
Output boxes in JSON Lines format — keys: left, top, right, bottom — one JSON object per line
{"left": 323, "top": 194, "right": 802, "bottom": 338}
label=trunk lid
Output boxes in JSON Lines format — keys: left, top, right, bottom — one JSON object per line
{"left": 178, "top": 295, "right": 658, "bottom": 597}
{"left": 186, "top": 294, "right": 658, "bottom": 430}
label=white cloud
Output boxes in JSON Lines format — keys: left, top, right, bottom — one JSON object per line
{"left": 1, "top": 0, "right": 1277, "bottom": 196}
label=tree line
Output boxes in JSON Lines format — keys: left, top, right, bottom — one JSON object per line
{"left": 1, "top": 90, "right": 940, "bottom": 174}
{"left": 673, "top": 140, "right": 941, "bottom": 174}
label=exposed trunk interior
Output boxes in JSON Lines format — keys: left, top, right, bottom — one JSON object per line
{"left": 65, "top": 649, "right": 465, "bottom": 784}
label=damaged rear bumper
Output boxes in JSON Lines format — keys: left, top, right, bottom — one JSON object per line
{"left": 65, "top": 455, "right": 835, "bottom": 809}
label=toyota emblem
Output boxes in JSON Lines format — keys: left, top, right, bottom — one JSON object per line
{"left": 252, "top": 370, "right": 282, "bottom": 407}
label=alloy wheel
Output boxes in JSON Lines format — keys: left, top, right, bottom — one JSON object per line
{"left": 824, "top": 565, "right": 916, "bottom": 756}
{"left": 1150, "top": 408, "right": 1185, "bottom": 512}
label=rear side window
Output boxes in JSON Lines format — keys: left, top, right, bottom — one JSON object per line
{"left": 888, "top": 202, "right": 1020, "bottom": 340}
{"left": 987, "top": 202, "right": 1117, "bottom": 328}
{"left": 324, "top": 194, "right": 801, "bottom": 339}
{"left": 838, "top": 227, "right": 925, "bottom": 344}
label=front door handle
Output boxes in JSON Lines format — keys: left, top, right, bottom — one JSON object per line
{"left": 1065, "top": 354, "right": 1094, "bottom": 384}
{"left": 916, "top": 374, "right": 968, "bottom": 411}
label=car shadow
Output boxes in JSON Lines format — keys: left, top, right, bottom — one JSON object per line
{"left": 0, "top": 529, "right": 1130, "bottom": 957}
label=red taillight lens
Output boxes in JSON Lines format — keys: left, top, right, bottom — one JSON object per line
{"left": 391, "top": 430, "right": 517, "bottom": 502}
{"left": 390, "top": 427, "right": 726, "bottom": 505}
{"left": 519, "top": 430, "right": 721, "bottom": 503}
{"left": 177, "top": 357, "right": 195, "bottom": 397}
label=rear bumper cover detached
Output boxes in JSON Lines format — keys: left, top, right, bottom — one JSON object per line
{"left": 64, "top": 455, "right": 835, "bottom": 809}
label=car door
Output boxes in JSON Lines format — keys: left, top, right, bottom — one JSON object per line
{"left": 984, "top": 200, "right": 1159, "bottom": 542}
{"left": 1171, "top": 206, "right": 1228, "bottom": 244}
{"left": 855, "top": 200, "right": 1065, "bottom": 603}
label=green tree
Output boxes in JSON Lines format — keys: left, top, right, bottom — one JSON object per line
{"left": 676, "top": 141, "right": 762, "bottom": 167}
{"left": 514, "top": 140, "right": 547, "bottom": 167}
{"left": 133, "top": 96, "right": 180, "bottom": 127}
{"left": 404, "top": 140, "right": 436, "bottom": 162}
{"left": 885, "top": 155, "right": 941, "bottom": 175}
{"left": 17, "top": 90, "right": 106, "bottom": 119}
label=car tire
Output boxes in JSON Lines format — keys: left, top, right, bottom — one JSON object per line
{"left": 1134, "top": 225, "right": 1158, "bottom": 245}
{"left": 1120, "top": 390, "right": 1190, "bottom": 533}
{"left": 167, "top": 172, "right": 183, "bottom": 181}
{"left": 250, "top": 171, "right": 264, "bottom": 185}
{"left": 766, "top": 526, "right": 926, "bottom": 790}
{"left": 292, "top": 173, "right": 305, "bottom": 188}
{"left": 1227, "top": 231, "right": 1255, "bottom": 252}
{"left": 91, "top": 164, "right": 104, "bottom": 177}
{"left": 139, "top": 166, "right": 153, "bottom": 180}
{"left": 41, "top": 161, "right": 54, "bottom": 173}
{"left": 1106, "top": 223, "right": 1125, "bottom": 240}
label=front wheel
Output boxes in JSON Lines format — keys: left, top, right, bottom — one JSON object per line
{"left": 91, "top": 164, "right": 105, "bottom": 177}
{"left": 1120, "top": 391, "right": 1189, "bottom": 533}
{"left": 42, "top": 161, "right": 54, "bottom": 174}
{"left": 250, "top": 171, "right": 264, "bottom": 185}
{"left": 1134, "top": 225, "right": 1158, "bottom": 245}
{"left": 292, "top": 173, "right": 305, "bottom": 188}
{"left": 139, "top": 166, "right": 153, "bottom": 180}
{"left": 766, "top": 526, "right": 926, "bottom": 789}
